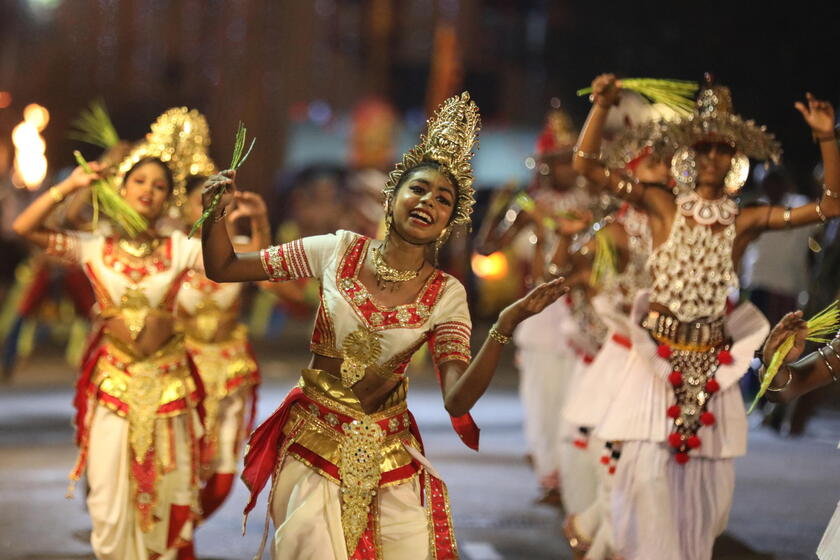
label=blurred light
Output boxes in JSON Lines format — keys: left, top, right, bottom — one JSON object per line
{"left": 0, "top": 91, "right": 11, "bottom": 109}
{"left": 471, "top": 252, "right": 509, "bottom": 280}
{"left": 524, "top": 156, "right": 535, "bottom": 170}
{"left": 539, "top": 162, "right": 550, "bottom": 176}
{"left": 308, "top": 100, "right": 332, "bottom": 125}
{"left": 12, "top": 103, "right": 49, "bottom": 189}
{"left": 550, "top": 97, "right": 562, "bottom": 109}
{"left": 23, "top": 103, "right": 49, "bottom": 130}
{"left": 26, "top": 0, "right": 59, "bottom": 22}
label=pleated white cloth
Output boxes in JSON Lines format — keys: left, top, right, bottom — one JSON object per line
{"left": 269, "top": 457, "right": 431, "bottom": 560}
{"left": 611, "top": 441, "right": 734, "bottom": 560}
{"left": 86, "top": 404, "right": 199, "bottom": 560}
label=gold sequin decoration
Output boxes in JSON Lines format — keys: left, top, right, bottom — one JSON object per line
{"left": 125, "top": 361, "right": 165, "bottom": 459}
{"left": 339, "top": 417, "right": 385, "bottom": 556}
{"left": 120, "top": 285, "right": 151, "bottom": 341}
{"left": 340, "top": 328, "right": 382, "bottom": 388}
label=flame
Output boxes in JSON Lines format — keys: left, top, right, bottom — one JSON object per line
{"left": 12, "top": 103, "right": 49, "bottom": 189}
{"left": 471, "top": 251, "right": 509, "bottom": 280}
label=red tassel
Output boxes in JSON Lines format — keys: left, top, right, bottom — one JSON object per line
{"left": 657, "top": 344, "right": 672, "bottom": 359}
{"left": 668, "top": 371, "right": 683, "bottom": 387}
{"left": 705, "top": 378, "right": 720, "bottom": 393}
{"left": 668, "top": 432, "right": 683, "bottom": 447}
{"left": 667, "top": 405, "right": 681, "bottom": 419}
{"left": 687, "top": 435, "right": 702, "bottom": 449}
{"left": 600, "top": 455, "right": 610, "bottom": 465}
{"left": 700, "top": 411, "right": 716, "bottom": 426}
{"left": 717, "top": 349, "right": 733, "bottom": 365}
{"left": 675, "top": 452, "right": 690, "bottom": 464}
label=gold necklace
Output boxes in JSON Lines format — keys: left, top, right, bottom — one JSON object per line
{"left": 118, "top": 238, "right": 159, "bottom": 259}
{"left": 372, "top": 245, "right": 423, "bottom": 284}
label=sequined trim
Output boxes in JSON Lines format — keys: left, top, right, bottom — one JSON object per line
{"left": 260, "top": 239, "right": 313, "bottom": 282}
{"left": 431, "top": 321, "right": 472, "bottom": 364}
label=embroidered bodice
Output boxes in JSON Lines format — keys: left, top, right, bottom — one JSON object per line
{"left": 260, "top": 230, "right": 472, "bottom": 381}
{"left": 177, "top": 269, "right": 241, "bottom": 315}
{"left": 47, "top": 230, "right": 201, "bottom": 318}
{"left": 647, "top": 209, "right": 737, "bottom": 322}
{"left": 603, "top": 205, "right": 652, "bottom": 311}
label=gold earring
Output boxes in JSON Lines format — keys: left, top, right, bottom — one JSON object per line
{"left": 434, "top": 227, "right": 451, "bottom": 267}
{"left": 724, "top": 152, "right": 750, "bottom": 196}
{"left": 384, "top": 213, "right": 393, "bottom": 239}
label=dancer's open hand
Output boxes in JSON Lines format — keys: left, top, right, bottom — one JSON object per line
{"left": 795, "top": 93, "right": 836, "bottom": 137}
{"left": 496, "top": 278, "right": 569, "bottom": 335}
{"left": 762, "top": 311, "right": 808, "bottom": 366}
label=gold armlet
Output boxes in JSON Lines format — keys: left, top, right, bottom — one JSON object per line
{"left": 815, "top": 201, "right": 827, "bottom": 223}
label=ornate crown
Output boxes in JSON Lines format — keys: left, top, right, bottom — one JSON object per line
{"left": 663, "top": 74, "right": 782, "bottom": 164}
{"left": 383, "top": 91, "right": 480, "bottom": 228}
{"left": 604, "top": 117, "right": 680, "bottom": 169}
{"left": 118, "top": 107, "right": 217, "bottom": 213}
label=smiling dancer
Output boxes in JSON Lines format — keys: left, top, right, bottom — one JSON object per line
{"left": 572, "top": 74, "right": 840, "bottom": 559}
{"left": 12, "top": 108, "right": 214, "bottom": 559}
{"left": 199, "top": 92, "right": 568, "bottom": 559}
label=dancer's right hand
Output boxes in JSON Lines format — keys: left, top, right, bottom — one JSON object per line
{"left": 762, "top": 311, "right": 808, "bottom": 366}
{"left": 202, "top": 169, "right": 237, "bottom": 212}
{"left": 66, "top": 163, "right": 102, "bottom": 191}
{"left": 591, "top": 73, "right": 621, "bottom": 108}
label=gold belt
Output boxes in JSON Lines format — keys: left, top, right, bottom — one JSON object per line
{"left": 643, "top": 310, "right": 726, "bottom": 352}
{"left": 289, "top": 368, "right": 417, "bottom": 556}
{"left": 94, "top": 334, "right": 197, "bottom": 460}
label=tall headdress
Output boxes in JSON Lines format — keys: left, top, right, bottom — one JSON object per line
{"left": 663, "top": 74, "right": 782, "bottom": 193}
{"left": 534, "top": 107, "right": 576, "bottom": 158}
{"left": 383, "top": 91, "right": 480, "bottom": 228}
{"left": 118, "top": 107, "right": 217, "bottom": 214}
{"left": 604, "top": 115, "right": 680, "bottom": 170}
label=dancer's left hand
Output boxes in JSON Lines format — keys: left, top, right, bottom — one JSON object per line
{"left": 762, "top": 311, "right": 808, "bottom": 366}
{"left": 795, "top": 93, "right": 836, "bottom": 137}
{"left": 228, "top": 191, "right": 268, "bottom": 221}
{"left": 496, "top": 278, "right": 569, "bottom": 335}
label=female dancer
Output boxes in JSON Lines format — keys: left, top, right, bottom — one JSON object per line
{"left": 572, "top": 74, "right": 840, "bottom": 559}
{"left": 760, "top": 312, "right": 840, "bottom": 559}
{"left": 200, "top": 92, "right": 567, "bottom": 559}
{"left": 178, "top": 176, "right": 270, "bottom": 519}
{"left": 12, "top": 108, "right": 214, "bottom": 560}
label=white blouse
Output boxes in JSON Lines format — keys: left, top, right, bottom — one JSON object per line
{"left": 259, "top": 230, "right": 472, "bottom": 379}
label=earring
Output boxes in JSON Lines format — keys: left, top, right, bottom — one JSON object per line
{"left": 670, "top": 146, "right": 697, "bottom": 191}
{"left": 384, "top": 213, "right": 393, "bottom": 239}
{"left": 724, "top": 152, "right": 750, "bottom": 196}
{"left": 434, "top": 227, "right": 451, "bottom": 267}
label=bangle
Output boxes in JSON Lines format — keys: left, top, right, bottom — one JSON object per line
{"left": 782, "top": 207, "right": 792, "bottom": 228}
{"left": 823, "top": 184, "right": 840, "bottom": 199}
{"left": 818, "top": 346, "right": 840, "bottom": 382}
{"left": 573, "top": 145, "right": 602, "bottom": 161}
{"left": 816, "top": 134, "right": 837, "bottom": 143}
{"left": 489, "top": 323, "right": 513, "bottom": 345}
{"left": 766, "top": 366, "right": 793, "bottom": 392}
{"left": 49, "top": 186, "right": 65, "bottom": 204}
{"left": 816, "top": 201, "right": 827, "bottom": 223}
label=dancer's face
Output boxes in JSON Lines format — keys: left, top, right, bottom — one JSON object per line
{"left": 391, "top": 167, "right": 456, "bottom": 244}
{"left": 122, "top": 161, "right": 171, "bottom": 220}
{"left": 695, "top": 141, "right": 735, "bottom": 189}
{"left": 634, "top": 153, "right": 670, "bottom": 184}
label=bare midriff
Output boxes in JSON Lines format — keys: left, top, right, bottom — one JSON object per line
{"left": 310, "top": 353, "right": 402, "bottom": 414}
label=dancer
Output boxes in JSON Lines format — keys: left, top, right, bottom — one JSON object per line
{"left": 558, "top": 120, "right": 672, "bottom": 559}
{"left": 572, "top": 74, "right": 840, "bottom": 559}
{"left": 200, "top": 92, "right": 567, "bottom": 559}
{"left": 12, "top": 108, "right": 215, "bottom": 560}
{"left": 178, "top": 175, "right": 271, "bottom": 519}
{"left": 475, "top": 106, "right": 591, "bottom": 507}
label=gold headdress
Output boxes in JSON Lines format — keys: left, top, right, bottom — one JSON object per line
{"left": 663, "top": 75, "right": 782, "bottom": 164}
{"left": 604, "top": 117, "right": 680, "bottom": 169}
{"left": 534, "top": 107, "right": 576, "bottom": 157}
{"left": 383, "top": 91, "right": 480, "bottom": 228}
{"left": 118, "top": 107, "right": 217, "bottom": 213}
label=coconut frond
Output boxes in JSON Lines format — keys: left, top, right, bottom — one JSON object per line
{"left": 68, "top": 100, "right": 120, "bottom": 149}
{"left": 578, "top": 78, "right": 699, "bottom": 115}
{"left": 73, "top": 151, "right": 147, "bottom": 237}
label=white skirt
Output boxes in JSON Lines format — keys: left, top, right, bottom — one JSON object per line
{"left": 270, "top": 457, "right": 432, "bottom": 560}
{"left": 86, "top": 404, "right": 199, "bottom": 560}
{"left": 611, "top": 441, "right": 734, "bottom": 560}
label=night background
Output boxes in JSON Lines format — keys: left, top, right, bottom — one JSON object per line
{"left": 2, "top": 1, "right": 840, "bottom": 559}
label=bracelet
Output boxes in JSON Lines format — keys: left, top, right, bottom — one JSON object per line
{"left": 783, "top": 207, "right": 792, "bottom": 228}
{"left": 815, "top": 201, "right": 827, "bottom": 223}
{"left": 617, "top": 179, "right": 636, "bottom": 196}
{"left": 49, "top": 186, "right": 65, "bottom": 204}
{"left": 488, "top": 323, "right": 513, "bottom": 345}
{"left": 816, "top": 134, "right": 837, "bottom": 143}
{"left": 823, "top": 184, "right": 840, "bottom": 199}
{"left": 573, "top": 145, "right": 602, "bottom": 161}
{"left": 818, "top": 346, "right": 840, "bottom": 382}
{"left": 210, "top": 207, "right": 228, "bottom": 223}
{"left": 766, "top": 366, "right": 793, "bottom": 392}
